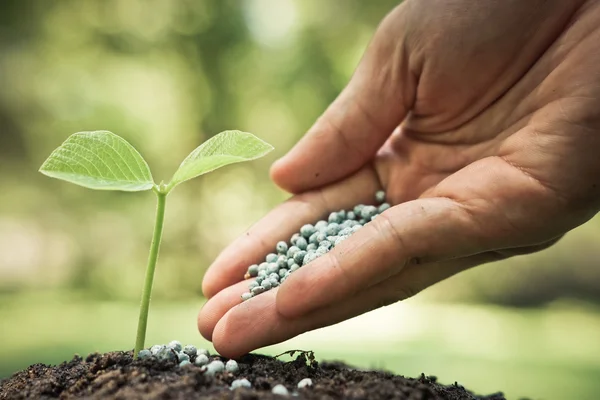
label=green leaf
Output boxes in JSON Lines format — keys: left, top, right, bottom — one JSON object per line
{"left": 167, "top": 130, "right": 273, "bottom": 191}
{"left": 39, "top": 131, "right": 154, "bottom": 191}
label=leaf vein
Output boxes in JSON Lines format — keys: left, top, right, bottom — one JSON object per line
{"left": 61, "top": 143, "right": 116, "bottom": 179}
{"left": 86, "top": 135, "right": 139, "bottom": 180}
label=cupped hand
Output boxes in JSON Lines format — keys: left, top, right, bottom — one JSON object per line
{"left": 199, "top": 0, "right": 600, "bottom": 358}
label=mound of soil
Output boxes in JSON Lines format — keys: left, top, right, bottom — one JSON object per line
{"left": 0, "top": 350, "right": 507, "bottom": 400}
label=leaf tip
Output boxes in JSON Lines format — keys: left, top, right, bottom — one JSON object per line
{"left": 37, "top": 130, "right": 155, "bottom": 192}
{"left": 38, "top": 154, "right": 54, "bottom": 175}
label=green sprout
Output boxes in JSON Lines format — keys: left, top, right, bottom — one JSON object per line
{"left": 39, "top": 130, "right": 273, "bottom": 357}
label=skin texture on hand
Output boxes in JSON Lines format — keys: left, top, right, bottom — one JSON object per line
{"left": 199, "top": 0, "right": 600, "bottom": 358}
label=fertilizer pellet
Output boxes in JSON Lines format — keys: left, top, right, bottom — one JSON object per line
{"left": 290, "top": 233, "right": 301, "bottom": 245}
{"left": 231, "top": 378, "right": 252, "bottom": 390}
{"left": 183, "top": 345, "right": 197, "bottom": 358}
{"left": 319, "top": 240, "right": 332, "bottom": 250}
{"left": 314, "top": 220, "right": 326, "bottom": 231}
{"left": 261, "top": 280, "right": 272, "bottom": 290}
{"left": 297, "top": 378, "right": 313, "bottom": 388}
{"left": 315, "top": 246, "right": 328, "bottom": 257}
{"left": 379, "top": 203, "right": 390, "bottom": 213}
{"left": 303, "top": 251, "right": 317, "bottom": 265}
{"left": 338, "top": 227, "right": 351, "bottom": 236}
{"left": 277, "top": 256, "right": 287, "bottom": 269}
{"left": 300, "top": 224, "right": 316, "bottom": 238}
{"left": 328, "top": 212, "right": 340, "bottom": 223}
{"left": 272, "top": 384, "right": 289, "bottom": 396}
{"left": 168, "top": 340, "right": 182, "bottom": 352}
{"left": 269, "top": 272, "right": 280, "bottom": 281}
{"left": 137, "top": 349, "right": 152, "bottom": 360}
{"left": 177, "top": 353, "right": 190, "bottom": 363}
{"left": 314, "top": 220, "right": 327, "bottom": 232}
{"left": 150, "top": 345, "right": 163, "bottom": 355}
{"left": 157, "top": 347, "right": 176, "bottom": 362}
{"left": 276, "top": 241, "right": 288, "bottom": 254}
{"left": 361, "top": 205, "right": 378, "bottom": 220}
{"left": 205, "top": 360, "right": 225, "bottom": 376}
{"left": 267, "top": 263, "right": 278, "bottom": 274}
{"left": 293, "top": 250, "right": 306, "bottom": 265}
{"left": 287, "top": 246, "right": 300, "bottom": 258}
{"left": 251, "top": 286, "right": 266, "bottom": 296}
{"left": 195, "top": 354, "right": 209, "bottom": 366}
{"left": 225, "top": 359, "right": 239, "bottom": 373}
{"left": 326, "top": 223, "right": 339, "bottom": 236}
{"left": 247, "top": 264, "right": 259, "bottom": 277}
{"left": 295, "top": 236, "right": 308, "bottom": 250}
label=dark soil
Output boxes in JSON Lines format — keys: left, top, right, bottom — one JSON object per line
{"left": 0, "top": 350, "right": 507, "bottom": 400}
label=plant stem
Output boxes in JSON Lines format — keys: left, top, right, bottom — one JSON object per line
{"left": 134, "top": 189, "right": 167, "bottom": 358}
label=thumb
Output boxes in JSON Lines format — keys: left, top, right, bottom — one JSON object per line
{"left": 271, "top": 5, "right": 417, "bottom": 194}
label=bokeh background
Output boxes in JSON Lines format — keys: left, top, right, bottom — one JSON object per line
{"left": 1, "top": 1, "right": 599, "bottom": 399}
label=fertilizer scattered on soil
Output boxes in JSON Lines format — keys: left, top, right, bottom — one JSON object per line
{"left": 0, "top": 349, "right": 508, "bottom": 400}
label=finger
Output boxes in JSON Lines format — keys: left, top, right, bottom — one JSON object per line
{"left": 277, "top": 156, "right": 559, "bottom": 318}
{"left": 198, "top": 280, "right": 250, "bottom": 341}
{"left": 207, "top": 253, "right": 501, "bottom": 359}
{"left": 270, "top": 5, "right": 416, "bottom": 194}
{"left": 202, "top": 166, "right": 382, "bottom": 299}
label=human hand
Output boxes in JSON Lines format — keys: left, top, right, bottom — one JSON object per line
{"left": 199, "top": 0, "right": 600, "bottom": 358}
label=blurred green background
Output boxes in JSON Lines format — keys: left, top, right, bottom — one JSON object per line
{"left": 1, "top": 1, "right": 599, "bottom": 399}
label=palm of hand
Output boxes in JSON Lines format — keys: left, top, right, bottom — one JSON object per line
{"left": 199, "top": 0, "right": 600, "bottom": 358}
{"left": 378, "top": 0, "right": 600, "bottom": 250}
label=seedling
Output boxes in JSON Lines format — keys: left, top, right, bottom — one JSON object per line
{"left": 275, "top": 349, "right": 318, "bottom": 368}
{"left": 39, "top": 130, "right": 273, "bottom": 357}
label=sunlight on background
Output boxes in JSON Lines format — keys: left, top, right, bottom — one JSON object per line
{"left": 1, "top": 1, "right": 600, "bottom": 399}
{"left": 243, "top": 0, "right": 299, "bottom": 48}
